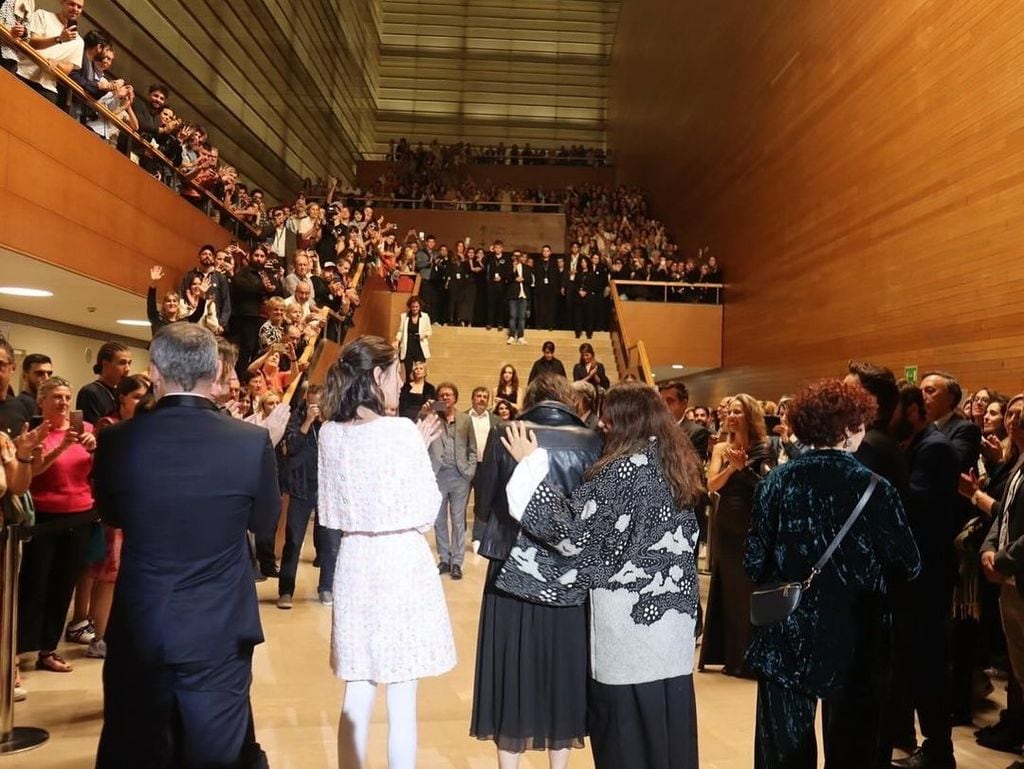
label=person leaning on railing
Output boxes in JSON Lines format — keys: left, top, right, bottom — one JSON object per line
{"left": 14, "top": 0, "right": 84, "bottom": 104}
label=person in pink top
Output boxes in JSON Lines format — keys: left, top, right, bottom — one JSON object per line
{"left": 18, "top": 375, "right": 97, "bottom": 673}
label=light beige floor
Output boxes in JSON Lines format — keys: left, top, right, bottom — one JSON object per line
{"left": 8, "top": 546, "right": 1016, "bottom": 769}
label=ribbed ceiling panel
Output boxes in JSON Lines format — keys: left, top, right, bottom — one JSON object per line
{"left": 375, "top": 0, "right": 619, "bottom": 152}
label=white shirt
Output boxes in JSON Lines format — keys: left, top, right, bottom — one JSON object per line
{"left": 469, "top": 409, "right": 492, "bottom": 461}
{"left": 18, "top": 9, "right": 83, "bottom": 92}
{"left": 515, "top": 263, "right": 526, "bottom": 299}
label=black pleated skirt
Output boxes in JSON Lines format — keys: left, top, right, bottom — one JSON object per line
{"left": 588, "top": 674, "right": 699, "bottom": 769}
{"left": 470, "top": 559, "right": 588, "bottom": 752}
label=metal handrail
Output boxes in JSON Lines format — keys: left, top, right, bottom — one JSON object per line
{"left": 610, "top": 278, "right": 724, "bottom": 304}
{"left": 338, "top": 196, "right": 565, "bottom": 212}
{"left": 0, "top": 23, "right": 259, "bottom": 241}
{"left": 361, "top": 151, "right": 613, "bottom": 167}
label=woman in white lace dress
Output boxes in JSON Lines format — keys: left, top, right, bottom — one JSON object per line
{"left": 318, "top": 335, "right": 456, "bottom": 769}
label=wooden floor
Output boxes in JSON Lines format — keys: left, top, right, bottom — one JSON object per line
{"left": 9, "top": 544, "right": 1016, "bottom": 769}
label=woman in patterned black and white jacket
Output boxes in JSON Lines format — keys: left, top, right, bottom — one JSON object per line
{"left": 497, "top": 380, "right": 705, "bottom": 769}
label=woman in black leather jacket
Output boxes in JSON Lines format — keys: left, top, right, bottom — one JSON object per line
{"left": 470, "top": 373, "right": 603, "bottom": 767}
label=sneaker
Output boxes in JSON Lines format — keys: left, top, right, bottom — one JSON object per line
{"left": 438, "top": 562, "right": 451, "bottom": 575}
{"left": 451, "top": 564, "right": 463, "bottom": 580}
{"left": 277, "top": 594, "right": 293, "bottom": 610}
{"left": 506, "top": 336, "right": 514, "bottom": 345}
{"left": 319, "top": 591, "right": 334, "bottom": 606}
{"left": 65, "top": 619, "right": 96, "bottom": 644}
{"left": 13, "top": 683, "right": 26, "bottom": 702}
{"left": 86, "top": 638, "right": 107, "bottom": 658}
{"left": 517, "top": 337, "right": 526, "bottom": 344}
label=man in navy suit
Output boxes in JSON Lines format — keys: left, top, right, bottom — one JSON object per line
{"left": 93, "top": 323, "right": 279, "bottom": 768}
{"left": 888, "top": 384, "right": 960, "bottom": 769}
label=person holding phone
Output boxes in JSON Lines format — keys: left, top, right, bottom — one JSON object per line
{"left": 16, "top": 0, "right": 85, "bottom": 103}
{"left": 0, "top": 0, "right": 30, "bottom": 73}
{"left": 19, "top": 376, "right": 97, "bottom": 674}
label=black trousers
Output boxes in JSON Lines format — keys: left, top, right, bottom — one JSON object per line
{"left": 1, "top": 58, "right": 16, "bottom": 73}
{"left": 97, "top": 647, "right": 256, "bottom": 769}
{"left": 755, "top": 673, "right": 886, "bottom": 769}
{"left": 228, "top": 315, "right": 264, "bottom": 377}
{"left": 279, "top": 497, "right": 341, "bottom": 596}
{"left": 17, "top": 511, "right": 91, "bottom": 654}
{"left": 533, "top": 291, "right": 558, "bottom": 330}
{"left": 886, "top": 596, "right": 954, "bottom": 759}
{"left": 486, "top": 283, "right": 505, "bottom": 327}
{"left": 574, "top": 296, "right": 597, "bottom": 338}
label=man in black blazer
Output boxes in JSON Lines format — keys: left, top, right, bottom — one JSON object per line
{"left": 531, "top": 245, "right": 561, "bottom": 331}
{"left": 658, "top": 381, "right": 711, "bottom": 461}
{"left": 888, "top": 384, "right": 960, "bottom": 769}
{"left": 94, "top": 323, "right": 279, "bottom": 769}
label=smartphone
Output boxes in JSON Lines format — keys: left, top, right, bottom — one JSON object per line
{"left": 69, "top": 409, "right": 84, "bottom": 434}
{"left": 763, "top": 415, "right": 781, "bottom": 431}
{"left": 29, "top": 414, "right": 44, "bottom": 430}
{"left": 432, "top": 400, "right": 448, "bottom": 415}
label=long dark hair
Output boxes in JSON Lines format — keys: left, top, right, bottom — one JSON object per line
{"left": 496, "top": 363, "right": 519, "bottom": 395}
{"left": 322, "top": 336, "right": 397, "bottom": 422}
{"left": 586, "top": 381, "right": 703, "bottom": 508}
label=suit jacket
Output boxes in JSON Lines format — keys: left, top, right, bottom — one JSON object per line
{"left": 935, "top": 412, "right": 982, "bottom": 530}
{"left": 428, "top": 411, "right": 477, "bottom": 480}
{"left": 502, "top": 262, "right": 534, "bottom": 301}
{"left": 902, "top": 423, "right": 960, "bottom": 602}
{"left": 982, "top": 454, "right": 1024, "bottom": 595}
{"left": 679, "top": 417, "right": 711, "bottom": 462}
{"left": 260, "top": 223, "right": 297, "bottom": 262}
{"left": 182, "top": 268, "right": 232, "bottom": 329}
{"left": 93, "top": 395, "right": 280, "bottom": 666}
{"left": 474, "top": 401, "right": 602, "bottom": 559}
{"left": 394, "top": 311, "right": 432, "bottom": 361}
{"left": 572, "top": 361, "right": 610, "bottom": 390}
{"left": 745, "top": 450, "right": 920, "bottom": 696}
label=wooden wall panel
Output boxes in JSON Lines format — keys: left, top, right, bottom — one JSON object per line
{"left": 81, "top": 0, "right": 381, "bottom": 200}
{"left": 615, "top": 302, "right": 722, "bottom": 372}
{"left": 0, "top": 72, "right": 230, "bottom": 295}
{"left": 610, "top": 0, "right": 1024, "bottom": 406}
{"left": 374, "top": 208, "right": 566, "bottom": 253}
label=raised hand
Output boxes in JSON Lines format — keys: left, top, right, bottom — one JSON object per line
{"left": 150, "top": 265, "right": 165, "bottom": 283}
{"left": 501, "top": 420, "right": 539, "bottom": 462}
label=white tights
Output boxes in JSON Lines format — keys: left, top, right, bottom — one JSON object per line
{"left": 339, "top": 679, "right": 418, "bottom": 769}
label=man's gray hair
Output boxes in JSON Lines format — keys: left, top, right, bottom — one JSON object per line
{"left": 150, "top": 324, "right": 218, "bottom": 391}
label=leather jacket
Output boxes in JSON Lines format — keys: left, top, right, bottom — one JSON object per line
{"left": 474, "top": 401, "right": 603, "bottom": 561}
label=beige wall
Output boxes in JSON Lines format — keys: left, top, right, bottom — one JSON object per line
{"left": 3, "top": 321, "right": 150, "bottom": 400}
{"left": 614, "top": 301, "right": 722, "bottom": 373}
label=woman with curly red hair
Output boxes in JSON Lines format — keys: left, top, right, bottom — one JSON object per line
{"left": 744, "top": 379, "right": 921, "bottom": 769}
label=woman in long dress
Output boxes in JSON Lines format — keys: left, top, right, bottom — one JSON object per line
{"left": 318, "top": 335, "right": 456, "bottom": 769}
{"left": 699, "top": 393, "right": 775, "bottom": 677}
{"left": 496, "top": 381, "right": 705, "bottom": 769}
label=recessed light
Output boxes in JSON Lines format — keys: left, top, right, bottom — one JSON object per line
{"left": 671, "top": 364, "right": 685, "bottom": 370}
{"left": 0, "top": 287, "right": 53, "bottom": 298}
{"left": 116, "top": 319, "right": 151, "bottom": 327}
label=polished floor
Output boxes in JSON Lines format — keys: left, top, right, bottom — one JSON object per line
{"left": 9, "top": 542, "right": 1016, "bottom": 769}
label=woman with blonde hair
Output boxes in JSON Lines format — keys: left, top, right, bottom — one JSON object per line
{"left": 699, "top": 393, "right": 776, "bottom": 677}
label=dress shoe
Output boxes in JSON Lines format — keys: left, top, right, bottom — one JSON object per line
{"left": 451, "top": 564, "right": 463, "bottom": 580}
{"left": 977, "top": 727, "right": 1023, "bottom": 753}
{"left": 891, "top": 747, "right": 955, "bottom": 769}
{"left": 260, "top": 564, "right": 280, "bottom": 579}
{"left": 438, "top": 562, "right": 450, "bottom": 575}
{"left": 276, "top": 594, "right": 293, "bottom": 610}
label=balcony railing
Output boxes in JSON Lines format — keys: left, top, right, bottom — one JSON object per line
{"left": 0, "top": 24, "right": 260, "bottom": 243}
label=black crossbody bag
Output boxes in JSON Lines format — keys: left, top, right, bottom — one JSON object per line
{"left": 750, "top": 474, "right": 879, "bottom": 627}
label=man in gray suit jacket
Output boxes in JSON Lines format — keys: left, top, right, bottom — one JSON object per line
{"left": 429, "top": 382, "right": 477, "bottom": 579}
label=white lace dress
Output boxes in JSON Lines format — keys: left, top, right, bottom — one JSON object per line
{"left": 318, "top": 416, "right": 457, "bottom": 683}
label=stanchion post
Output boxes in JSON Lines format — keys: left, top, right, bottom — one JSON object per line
{"left": 0, "top": 524, "right": 48, "bottom": 755}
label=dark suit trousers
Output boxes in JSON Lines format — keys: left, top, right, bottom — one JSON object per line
{"left": 486, "top": 282, "right": 505, "bottom": 327}
{"left": 279, "top": 497, "right": 341, "bottom": 596}
{"left": 887, "top": 594, "right": 954, "bottom": 758}
{"left": 17, "top": 511, "right": 90, "bottom": 653}
{"left": 228, "top": 315, "right": 264, "bottom": 376}
{"left": 97, "top": 647, "right": 254, "bottom": 769}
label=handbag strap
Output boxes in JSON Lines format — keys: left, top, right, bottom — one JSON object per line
{"left": 804, "top": 473, "right": 879, "bottom": 588}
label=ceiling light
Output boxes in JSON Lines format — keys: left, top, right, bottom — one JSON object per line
{"left": 671, "top": 364, "right": 685, "bottom": 370}
{"left": 116, "top": 319, "right": 151, "bottom": 327}
{"left": 0, "top": 287, "right": 53, "bottom": 298}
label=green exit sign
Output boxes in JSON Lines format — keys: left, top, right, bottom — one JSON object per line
{"left": 904, "top": 365, "right": 918, "bottom": 384}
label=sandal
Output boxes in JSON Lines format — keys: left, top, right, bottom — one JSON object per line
{"left": 35, "top": 652, "right": 72, "bottom": 673}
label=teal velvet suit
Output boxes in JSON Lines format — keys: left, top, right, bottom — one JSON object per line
{"left": 744, "top": 450, "right": 921, "bottom": 769}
